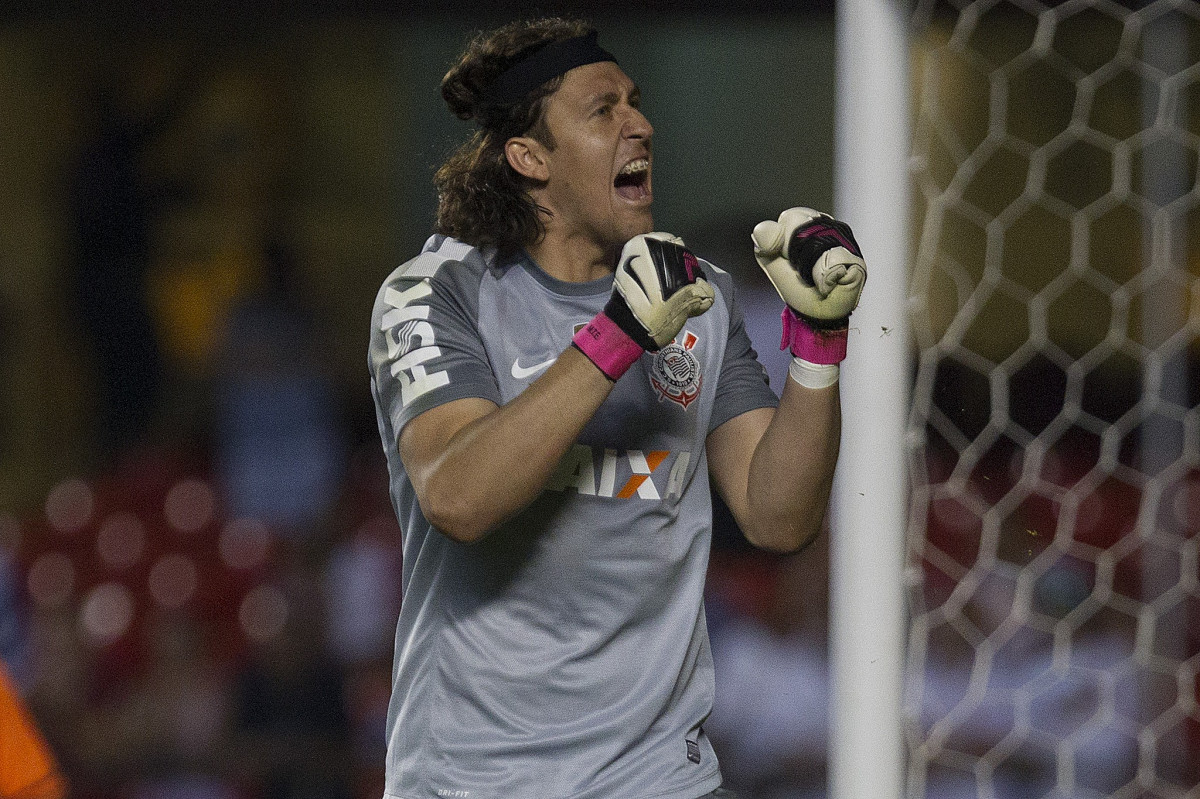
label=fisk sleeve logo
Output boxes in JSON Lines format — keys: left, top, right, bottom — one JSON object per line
{"left": 545, "top": 446, "right": 692, "bottom": 500}
{"left": 381, "top": 279, "right": 450, "bottom": 405}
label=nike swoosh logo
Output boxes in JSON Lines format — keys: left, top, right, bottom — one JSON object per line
{"left": 511, "top": 357, "right": 557, "bottom": 380}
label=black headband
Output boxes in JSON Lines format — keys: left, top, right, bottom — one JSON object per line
{"left": 479, "top": 31, "right": 617, "bottom": 110}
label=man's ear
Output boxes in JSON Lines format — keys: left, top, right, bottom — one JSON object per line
{"left": 505, "top": 136, "right": 549, "bottom": 182}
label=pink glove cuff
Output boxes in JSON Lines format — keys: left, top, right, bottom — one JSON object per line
{"left": 573, "top": 312, "right": 645, "bottom": 381}
{"left": 780, "top": 308, "right": 848, "bottom": 365}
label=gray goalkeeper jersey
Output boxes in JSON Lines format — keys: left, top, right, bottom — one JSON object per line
{"left": 368, "top": 235, "right": 778, "bottom": 799}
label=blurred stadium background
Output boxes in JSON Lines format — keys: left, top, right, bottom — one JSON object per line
{"left": 4, "top": 1, "right": 1200, "bottom": 798}
{"left": 0, "top": 3, "right": 838, "bottom": 799}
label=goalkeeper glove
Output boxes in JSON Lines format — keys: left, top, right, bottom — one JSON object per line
{"left": 752, "top": 207, "right": 866, "bottom": 366}
{"left": 573, "top": 233, "right": 715, "bottom": 380}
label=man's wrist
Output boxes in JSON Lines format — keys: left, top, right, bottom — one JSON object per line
{"left": 572, "top": 312, "right": 645, "bottom": 381}
{"left": 789, "top": 357, "right": 839, "bottom": 389}
{"left": 779, "top": 307, "right": 848, "bottom": 364}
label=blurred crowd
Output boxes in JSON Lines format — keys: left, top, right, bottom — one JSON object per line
{"left": 1, "top": 442, "right": 401, "bottom": 799}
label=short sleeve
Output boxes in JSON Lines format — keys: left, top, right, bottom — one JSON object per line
{"left": 369, "top": 252, "right": 502, "bottom": 438}
{"left": 706, "top": 265, "right": 779, "bottom": 434}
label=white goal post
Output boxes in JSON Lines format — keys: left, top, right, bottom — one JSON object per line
{"left": 831, "top": 1, "right": 913, "bottom": 799}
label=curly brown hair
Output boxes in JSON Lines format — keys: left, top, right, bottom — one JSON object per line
{"left": 434, "top": 18, "right": 594, "bottom": 255}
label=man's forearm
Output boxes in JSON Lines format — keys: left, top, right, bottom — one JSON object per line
{"left": 408, "top": 346, "right": 614, "bottom": 542}
{"left": 738, "top": 205, "right": 864, "bottom": 551}
{"left": 744, "top": 378, "right": 842, "bottom": 552}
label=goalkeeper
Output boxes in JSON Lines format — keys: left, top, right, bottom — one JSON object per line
{"left": 367, "top": 17, "right": 866, "bottom": 799}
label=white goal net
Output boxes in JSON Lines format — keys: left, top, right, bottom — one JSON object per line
{"left": 905, "top": 0, "right": 1200, "bottom": 797}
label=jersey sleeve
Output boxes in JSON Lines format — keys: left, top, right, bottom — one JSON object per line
{"left": 706, "top": 264, "right": 780, "bottom": 434}
{"left": 369, "top": 250, "right": 502, "bottom": 438}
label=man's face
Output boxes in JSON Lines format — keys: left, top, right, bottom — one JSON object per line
{"left": 536, "top": 61, "right": 654, "bottom": 255}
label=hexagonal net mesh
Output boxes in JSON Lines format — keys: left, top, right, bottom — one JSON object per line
{"left": 906, "top": 0, "right": 1200, "bottom": 797}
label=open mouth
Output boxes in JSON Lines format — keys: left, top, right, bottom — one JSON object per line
{"left": 614, "top": 157, "right": 650, "bottom": 202}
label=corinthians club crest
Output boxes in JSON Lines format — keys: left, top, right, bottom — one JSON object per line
{"left": 650, "top": 330, "right": 703, "bottom": 409}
